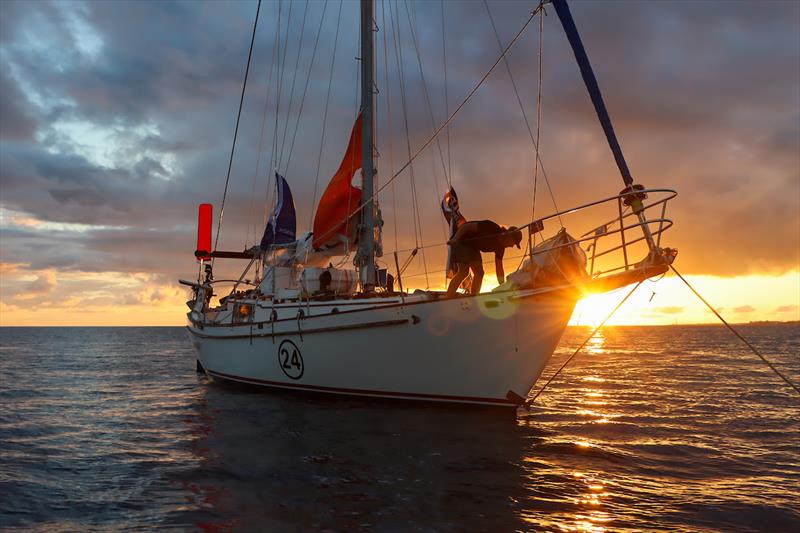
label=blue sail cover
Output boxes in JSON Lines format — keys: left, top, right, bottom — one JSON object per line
{"left": 260, "top": 173, "right": 297, "bottom": 250}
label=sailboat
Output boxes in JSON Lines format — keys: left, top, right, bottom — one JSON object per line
{"left": 180, "top": 0, "right": 678, "bottom": 410}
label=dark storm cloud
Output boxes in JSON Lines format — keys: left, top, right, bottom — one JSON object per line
{"left": 0, "top": 0, "right": 798, "bottom": 289}
{"left": 2, "top": 143, "right": 163, "bottom": 222}
{"left": 0, "top": 224, "right": 193, "bottom": 280}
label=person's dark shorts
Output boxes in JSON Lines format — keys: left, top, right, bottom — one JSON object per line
{"left": 451, "top": 242, "right": 481, "bottom": 264}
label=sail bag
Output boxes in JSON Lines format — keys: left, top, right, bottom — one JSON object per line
{"left": 503, "top": 228, "right": 588, "bottom": 290}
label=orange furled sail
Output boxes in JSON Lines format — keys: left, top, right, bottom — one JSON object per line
{"left": 312, "top": 113, "right": 363, "bottom": 250}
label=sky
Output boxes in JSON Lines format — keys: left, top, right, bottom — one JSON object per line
{"left": 0, "top": 0, "right": 798, "bottom": 326}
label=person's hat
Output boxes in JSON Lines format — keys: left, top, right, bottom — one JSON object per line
{"left": 508, "top": 226, "right": 522, "bottom": 248}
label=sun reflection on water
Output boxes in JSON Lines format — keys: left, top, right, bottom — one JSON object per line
{"left": 565, "top": 473, "right": 612, "bottom": 532}
{"left": 564, "top": 331, "right": 616, "bottom": 532}
{"left": 585, "top": 330, "right": 607, "bottom": 355}
{"left": 579, "top": 332, "right": 616, "bottom": 422}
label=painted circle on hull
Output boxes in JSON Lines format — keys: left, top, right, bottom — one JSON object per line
{"left": 278, "top": 340, "right": 304, "bottom": 380}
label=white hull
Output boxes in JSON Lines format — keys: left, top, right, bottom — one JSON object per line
{"left": 187, "top": 288, "right": 577, "bottom": 409}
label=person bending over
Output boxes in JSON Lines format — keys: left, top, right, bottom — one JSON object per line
{"left": 446, "top": 220, "right": 522, "bottom": 297}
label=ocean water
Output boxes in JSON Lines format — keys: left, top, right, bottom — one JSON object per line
{"left": 0, "top": 325, "right": 798, "bottom": 532}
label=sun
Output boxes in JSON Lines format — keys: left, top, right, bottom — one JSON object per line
{"left": 570, "top": 289, "right": 634, "bottom": 328}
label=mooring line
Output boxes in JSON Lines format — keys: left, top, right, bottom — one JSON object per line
{"left": 526, "top": 281, "right": 643, "bottom": 407}
{"left": 670, "top": 265, "right": 800, "bottom": 396}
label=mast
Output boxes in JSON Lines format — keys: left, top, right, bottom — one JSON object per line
{"left": 359, "top": 0, "right": 377, "bottom": 291}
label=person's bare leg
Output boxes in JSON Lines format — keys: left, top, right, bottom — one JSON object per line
{"left": 446, "top": 264, "right": 470, "bottom": 297}
{"left": 470, "top": 261, "right": 484, "bottom": 295}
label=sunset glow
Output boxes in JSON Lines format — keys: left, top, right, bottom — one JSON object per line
{"left": 1, "top": 256, "right": 796, "bottom": 326}
{"left": 570, "top": 271, "right": 800, "bottom": 327}
{"left": 1, "top": 0, "right": 798, "bottom": 327}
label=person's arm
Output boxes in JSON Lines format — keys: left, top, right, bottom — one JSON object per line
{"left": 495, "top": 249, "right": 505, "bottom": 284}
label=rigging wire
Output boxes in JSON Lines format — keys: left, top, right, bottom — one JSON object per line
{"left": 404, "top": 0, "right": 450, "bottom": 189}
{"left": 267, "top": 0, "right": 295, "bottom": 211}
{"left": 519, "top": 7, "right": 549, "bottom": 272}
{"left": 306, "top": 2, "right": 544, "bottom": 256}
{"left": 404, "top": 0, "right": 450, "bottom": 247}
{"left": 398, "top": 251, "right": 533, "bottom": 281}
{"left": 213, "top": 0, "right": 262, "bottom": 260}
{"left": 482, "top": 0, "right": 561, "bottom": 225}
{"left": 264, "top": 0, "right": 286, "bottom": 227}
{"left": 246, "top": 10, "right": 281, "bottom": 248}
{"left": 374, "top": 3, "right": 542, "bottom": 221}
{"left": 531, "top": 8, "right": 546, "bottom": 223}
{"left": 440, "top": 0, "right": 452, "bottom": 186}
{"left": 278, "top": 0, "right": 310, "bottom": 171}
{"left": 390, "top": 0, "right": 429, "bottom": 288}
{"left": 284, "top": 0, "right": 330, "bottom": 178}
{"left": 527, "top": 280, "right": 643, "bottom": 406}
{"left": 525, "top": 267, "right": 800, "bottom": 407}
{"left": 380, "top": 0, "right": 400, "bottom": 252}
{"left": 276, "top": 0, "right": 294, "bottom": 150}
{"left": 308, "top": 0, "right": 344, "bottom": 230}
{"left": 670, "top": 265, "right": 800, "bottom": 396}
{"left": 388, "top": 0, "right": 416, "bottom": 252}
{"left": 312, "top": 3, "right": 540, "bottom": 251}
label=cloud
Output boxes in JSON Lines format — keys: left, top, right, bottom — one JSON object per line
{"left": 652, "top": 306, "right": 684, "bottom": 315}
{"left": 26, "top": 270, "right": 57, "bottom": 293}
{"left": 0, "top": 264, "right": 186, "bottom": 314}
{"left": 0, "top": 265, "right": 57, "bottom": 302}
{"left": 776, "top": 305, "right": 798, "bottom": 313}
{"left": 0, "top": 69, "right": 37, "bottom": 140}
{"left": 733, "top": 305, "right": 755, "bottom": 314}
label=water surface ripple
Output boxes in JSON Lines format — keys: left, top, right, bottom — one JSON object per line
{"left": 1, "top": 325, "right": 798, "bottom": 531}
